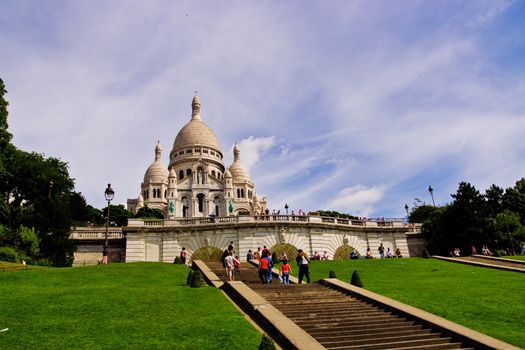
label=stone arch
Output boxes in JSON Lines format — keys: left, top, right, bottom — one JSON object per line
{"left": 333, "top": 245, "right": 360, "bottom": 260}
{"left": 269, "top": 243, "right": 299, "bottom": 263}
{"left": 191, "top": 246, "right": 223, "bottom": 262}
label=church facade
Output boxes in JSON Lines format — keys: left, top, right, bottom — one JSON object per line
{"left": 127, "top": 95, "right": 267, "bottom": 218}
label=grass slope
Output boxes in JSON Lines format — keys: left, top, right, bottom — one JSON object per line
{"left": 0, "top": 263, "right": 260, "bottom": 349}
{"left": 305, "top": 258, "right": 525, "bottom": 348}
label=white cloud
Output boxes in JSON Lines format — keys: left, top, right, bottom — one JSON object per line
{"left": 326, "top": 185, "right": 385, "bottom": 218}
{"left": 1, "top": 1, "right": 524, "bottom": 217}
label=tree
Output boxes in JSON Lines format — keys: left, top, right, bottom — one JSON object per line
{"left": 408, "top": 205, "right": 437, "bottom": 224}
{"left": 103, "top": 204, "right": 133, "bottom": 226}
{"left": 134, "top": 205, "right": 164, "bottom": 220}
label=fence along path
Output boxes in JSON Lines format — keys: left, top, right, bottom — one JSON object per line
{"left": 204, "top": 261, "right": 478, "bottom": 350}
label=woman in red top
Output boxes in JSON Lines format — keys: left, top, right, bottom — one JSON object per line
{"left": 258, "top": 253, "right": 269, "bottom": 284}
{"left": 279, "top": 259, "right": 292, "bottom": 285}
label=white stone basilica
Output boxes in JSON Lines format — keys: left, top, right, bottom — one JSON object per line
{"left": 127, "top": 95, "right": 267, "bottom": 218}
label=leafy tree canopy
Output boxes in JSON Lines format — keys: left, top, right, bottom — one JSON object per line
{"left": 134, "top": 205, "right": 165, "bottom": 220}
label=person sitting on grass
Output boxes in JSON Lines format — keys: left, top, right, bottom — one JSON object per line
{"left": 350, "top": 249, "right": 358, "bottom": 259}
{"left": 386, "top": 247, "right": 393, "bottom": 258}
{"left": 395, "top": 248, "right": 403, "bottom": 258}
{"left": 365, "top": 248, "right": 373, "bottom": 259}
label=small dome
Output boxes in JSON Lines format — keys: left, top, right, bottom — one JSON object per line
{"left": 138, "top": 193, "right": 144, "bottom": 203}
{"left": 229, "top": 145, "right": 251, "bottom": 182}
{"left": 224, "top": 169, "right": 232, "bottom": 178}
{"left": 169, "top": 168, "right": 176, "bottom": 178}
{"left": 144, "top": 142, "right": 169, "bottom": 184}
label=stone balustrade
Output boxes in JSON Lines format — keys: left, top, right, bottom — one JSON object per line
{"left": 125, "top": 214, "right": 419, "bottom": 230}
{"left": 69, "top": 228, "right": 123, "bottom": 240}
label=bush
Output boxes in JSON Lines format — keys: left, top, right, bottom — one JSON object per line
{"left": 0, "top": 246, "right": 19, "bottom": 263}
{"left": 190, "top": 270, "right": 206, "bottom": 288}
{"left": 328, "top": 270, "right": 337, "bottom": 278}
{"left": 422, "top": 247, "right": 431, "bottom": 258}
{"left": 350, "top": 270, "right": 364, "bottom": 288}
{"left": 259, "top": 334, "right": 276, "bottom": 350}
{"left": 494, "top": 250, "right": 502, "bottom": 257}
{"left": 186, "top": 270, "right": 195, "bottom": 285}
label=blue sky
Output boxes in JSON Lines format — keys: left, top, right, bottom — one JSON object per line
{"left": 1, "top": 1, "right": 525, "bottom": 217}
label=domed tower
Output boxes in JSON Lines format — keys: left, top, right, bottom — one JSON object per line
{"left": 140, "top": 141, "right": 169, "bottom": 211}
{"left": 168, "top": 95, "right": 227, "bottom": 217}
{"left": 228, "top": 145, "right": 256, "bottom": 215}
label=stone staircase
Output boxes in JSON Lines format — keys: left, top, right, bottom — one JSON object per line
{"left": 204, "top": 261, "right": 475, "bottom": 349}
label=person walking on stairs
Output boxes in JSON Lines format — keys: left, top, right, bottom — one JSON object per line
{"left": 296, "top": 249, "right": 310, "bottom": 284}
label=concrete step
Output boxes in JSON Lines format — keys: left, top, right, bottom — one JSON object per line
{"left": 204, "top": 261, "right": 477, "bottom": 350}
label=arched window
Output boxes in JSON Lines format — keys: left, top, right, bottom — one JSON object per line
{"left": 241, "top": 189, "right": 245, "bottom": 198}
{"left": 179, "top": 170, "right": 184, "bottom": 180}
{"left": 197, "top": 193, "right": 205, "bottom": 213}
{"left": 214, "top": 196, "right": 221, "bottom": 217}
{"left": 211, "top": 170, "right": 216, "bottom": 178}
{"left": 186, "top": 169, "right": 192, "bottom": 177}
{"left": 164, "top": 190, "right": 167, "bottom": 198}
{"left": 237, "top": 189, "right": 240, "bottom": 198}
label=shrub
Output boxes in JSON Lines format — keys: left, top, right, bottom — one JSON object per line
{"left": 186, "top": 270, "right": 195, "bottom": 285}
{"left": 350, "top": 270, "right": 364, "bottom": 288}
{"left": 259, "top": 334, "right": 276, "bottom": 350}
{"left": 422, "top": 247, "right": 431, "bottom": 258}
{"left": 494, "top": 250, "right": 502, "bottom": 257}
{"left": 328, "top": 270, "right": 337, "bottom": 278}
{"left": 0, "top": 246, "right": 19, "bottom": 263}
{"left": 190, "top": 270, "right": 206, "bottom": 288}
{"left": 174, "top": 256, "right": 182, "bottom": 264}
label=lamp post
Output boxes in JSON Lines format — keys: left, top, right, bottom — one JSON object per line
{"left": 102, "top": 184, "right": 114, "bottom": 264}
{"left": 404, "top": 203, "right": 409, "bottom": 217}
{"left": 284, "top": 203, "right": 289, "bottom": 215}
{"left": 428, "top": 185, "right": 435, "bottom": 207}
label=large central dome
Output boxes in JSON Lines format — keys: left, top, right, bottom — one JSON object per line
{"left": 172, "top": 95, "right": 221, "bottom": 152}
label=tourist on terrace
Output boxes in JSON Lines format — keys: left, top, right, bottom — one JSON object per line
{"left": 247, "top": 249, "right": 254, "bottom": 260}
{"left": 453, "top": 248, "right": 460, "bottom": 257}
{"left": 296, "top": 249, "right": 311, "bottom": 284}
{"left": 482, "top": 245, "right": 493, "bottom": 256}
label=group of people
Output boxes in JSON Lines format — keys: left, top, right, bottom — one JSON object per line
{"left": 221, "top": 241, "right": 241, "bottom": 281}
{"left": 361, "top": 245, "right": 402, "bottom": 259}
{"left": 247, "top": 246, "right": 311, "bottom": 285}
{"left": 312, "top": 251, "right": 329, "bottom": 260}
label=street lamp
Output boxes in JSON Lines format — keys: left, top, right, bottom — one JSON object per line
{"left": 405, "top": 203, "right": 409, "bottom": 217}
{"left": 102, "top": 184, "right": 114, "bottom": 264}
{"left": 428, "top": 185, "right": 436, "bottom": 207}
{"left": 284, "top": 203, "right": 289, "bottom": 215}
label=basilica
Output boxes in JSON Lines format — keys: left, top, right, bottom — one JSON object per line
{"left": 127, "top": 95, "right": 267, "bottom": 218}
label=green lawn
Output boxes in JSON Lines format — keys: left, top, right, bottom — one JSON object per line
{"left": 0, "top": 263, "right": 261, "bottom": 349}
{"left": 305, "top": 258, "right": 525, "bottom": 348}
{"left": 503, "top": 255, "right": 525, "bottom": 261}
